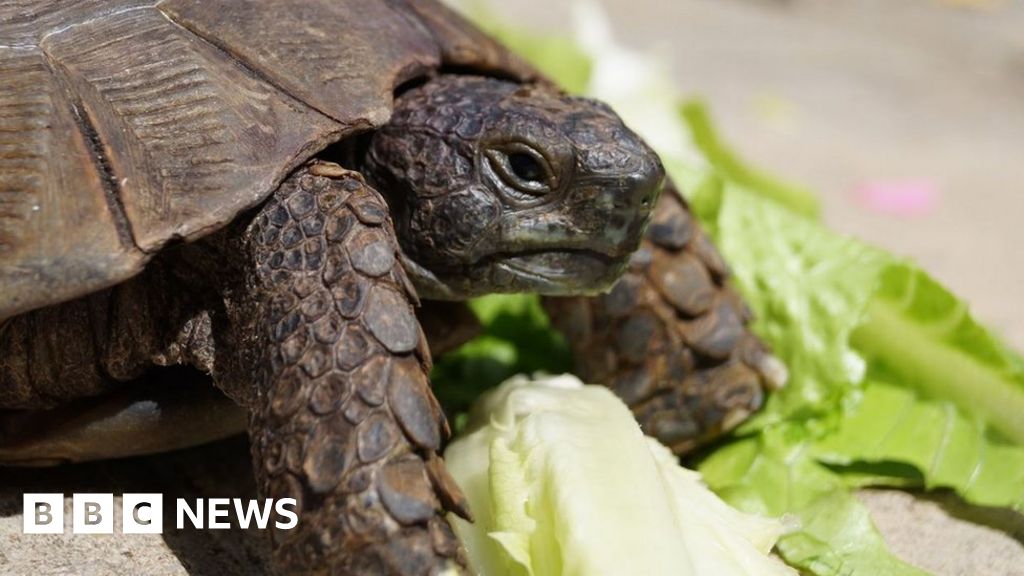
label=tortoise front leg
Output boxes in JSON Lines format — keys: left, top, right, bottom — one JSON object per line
{"left": 243, "top": 163, "right": 469, "bottom": 575}
{"left": 543, "top": 186, "right": 787, "bottom": 454}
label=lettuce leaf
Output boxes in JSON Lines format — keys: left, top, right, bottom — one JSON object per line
{"left": 432, "top": 295, "right": 572, "bottom": 429}
{"left": 445, "top": 374, "right": 796, "bottom": 576}
{"left": 813, "top": 379, "right": 1024, "bottom": 510}
{"left": 683, "top": 104, "right": 1024, "bottom": 512}
{"left": 698, "top": 428, "right": 929, "bottom": 576}
{"left": 682, "top": 169, "right": 889, "bottom": 430}
{"left": 852, "top": 265, "right": 1024, "bottom": 446}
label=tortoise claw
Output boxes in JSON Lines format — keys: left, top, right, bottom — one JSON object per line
{"left": 750, "top": 349, "right": 789, "bottom": 391}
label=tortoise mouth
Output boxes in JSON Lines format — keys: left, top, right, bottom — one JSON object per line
{"left": 398, "top": 247, "right": 630, "bottom": 300}
{"left": 491, "top": 248, "right": 627, "bottom": 294}
{"left": 498, "top": 248, "right": 614, "bottom": 276}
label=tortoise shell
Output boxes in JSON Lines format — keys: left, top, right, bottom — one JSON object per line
{"left": 0, "top": 0, "right": 536, "bottom": 321}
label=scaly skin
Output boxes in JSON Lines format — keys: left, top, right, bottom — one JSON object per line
{"left": 243, "top": 163, "right": 470, "bottom": 575}
{"left": 544, "top": 185, "right": 787, "bottom": 454}
{"left": 364, "top": 76, "right": 663, "bottom": 299}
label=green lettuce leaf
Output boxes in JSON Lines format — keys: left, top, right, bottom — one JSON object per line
{"left": 698, "top": 428, "right": 929, "bottom": 576}
{"left": 683, "top": 112, "right": 1024, "bottom": 511}
{"left": 813, "top": 379, "right": 1024, "bottom": 510}
{"left": 852, "top": 265, "right": 1024, "bottom": 446}
{"left": 681, "top": 170, "right": 889, "bottom": 431}
{"left": 432, "top": 295, "right": 572, "bottom": 428}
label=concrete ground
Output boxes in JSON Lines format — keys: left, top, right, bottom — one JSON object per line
{"left": 2, "top": 0, "right": 1022, "bottom": 574}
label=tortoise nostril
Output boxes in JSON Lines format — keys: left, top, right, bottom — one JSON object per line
{"left": 625, "top": 158, "right": 666, "bottom": 210}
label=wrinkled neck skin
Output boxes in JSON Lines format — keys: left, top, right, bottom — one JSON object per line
{"left": 361, "top": 74, "right": 665, "bottom": 301}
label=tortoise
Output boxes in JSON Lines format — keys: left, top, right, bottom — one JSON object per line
{"left": 0, "top": 0, "right": 785, "bottom": 573}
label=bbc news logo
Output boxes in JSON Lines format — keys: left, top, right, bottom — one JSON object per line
{"left": 23, "top": 493, "right": 298, "bottom": 534}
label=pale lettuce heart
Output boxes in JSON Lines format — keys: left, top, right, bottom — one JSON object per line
{"left": 443, "top": 374, "right": 795, "bottom": 576}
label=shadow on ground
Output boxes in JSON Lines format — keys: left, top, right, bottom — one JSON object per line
{"left": 0, "top": 436, "right": 269, "bottom": 575}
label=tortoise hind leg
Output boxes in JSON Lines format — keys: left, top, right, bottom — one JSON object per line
{"left": 242, "top": 163, "right": 469, "bottom": 575}
{"left": 543, "top": 184, "right": 787, "bottom": 454}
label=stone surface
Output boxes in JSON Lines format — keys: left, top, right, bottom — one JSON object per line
{"left": 860, "top": 489, "right": 1024, "bottom": 576}
{"left": 0, "top": 437, "right": 269, "bottom": 576}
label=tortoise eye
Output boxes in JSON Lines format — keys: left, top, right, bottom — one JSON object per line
{"left": 509, "top": 152, "right": 545, "bottom": 183}
{"left": 485, "top": 143, "right": 557, "bottom": 200}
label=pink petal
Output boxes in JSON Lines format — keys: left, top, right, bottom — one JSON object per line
{"left": 855, "top": 180, "right": 937, "bottom": 217}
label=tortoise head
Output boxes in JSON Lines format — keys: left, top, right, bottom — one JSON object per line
{"left": 364, "top": 75, "right": 664, "bottom": 299}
